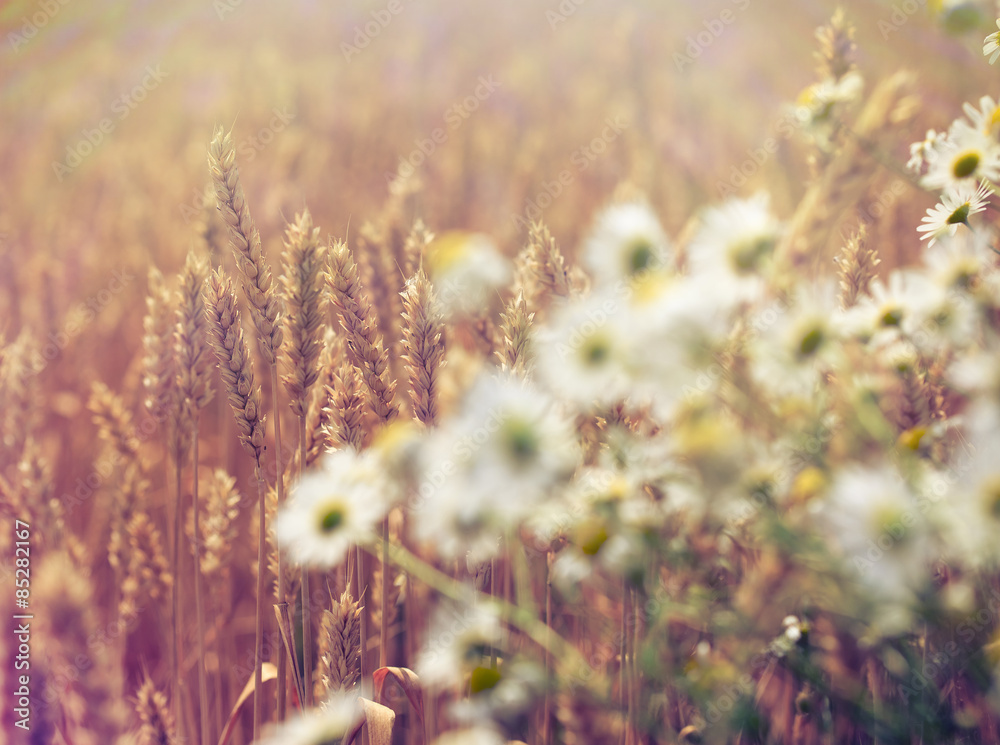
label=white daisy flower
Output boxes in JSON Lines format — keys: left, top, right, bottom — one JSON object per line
{"left": 687, "top": 193, "right": 782, "bottom": 301}
{"left": 276, "top": 449, "right": 392, "bottom": 569}
{"left": 631, "top": 273, "right": 740, "bottom": 412}
{"left": 450, "top": 659, "right": 547, "bottom": 730}
{"left": 907, "top": 129, "right": 944, "bottom": 172}
{"left": 900, "top": 276, "right": 978, "bottom": 353}
{"left": 985, "top": 20, "right": 1000, "bottom": 64}
{"left": 535, "top": 293, "right": 634, "bottom": 407}
{"left": 921, "top": 122, "right": 1000, "bottom": 191}
{"left": 916, "top": 180, "right": 991, "bottom": 247}
{"left": 812, "top": 462, "right": 933, "bottom": 635}
{"left": 416, "top": 602, "right": 503, "bottom": 689}
{"left": 923, "top": 227, "right": 997, "bottom": 290}
{"left": 937, "top": 406, "right": 1000, "bottom": 569}
{"left": 846, "top": 269, "right": 932, "bottom": 344}
{"left": 949, "top": 349, "right": 1000, "bottom": 397}
{"left": 748, "top": 280, "right": 843, "bottom": 398}
{"left": 581, "top": 201, "right": 672, "bottom": 288}
{"left": 795, "top": 71, "right": 864, "bottom": 148}
{"left": 413, "top": 374, "right": 578, "bottom": 561}
{"left": 426, "top": 232, "right": 511, "bottom": 319}
{"left": 258, "top": 691, "right": 361, "bottom": 745}
{"left": 962, "top": 95, "right": 1000, "bottom": 135}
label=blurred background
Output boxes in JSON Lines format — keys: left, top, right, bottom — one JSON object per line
{"left": 0, "top": 0, "right": 995, "bottom": 507}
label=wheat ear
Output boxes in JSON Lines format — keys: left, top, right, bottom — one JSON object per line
{"left": 777, "top": 71, "right": 914, "bottom": 272}
{"left": 203, "top": 269, "right": 267, "bottom": 737}
{"left": 834, "top": 224, "right": 878, "bottom": 309}
{"left": 516, "top": 220, "right": 572, "bottom": 312}
{"left": 497, "top": 290, "right": 534, "bottom": 377}
{"left": 142, "top": 267, "right": 187, "bottom": 733}
{"left": 136, "top": 674, "right": 178, "bottom": 745}
{"left": 207, "top": 125, "right": 282, "bottom": 365}
{"left": 280, "top": 209, "right": 327, "bottom": 705}
{"left": 209, "top": 124, "right": 291, "bottom": 718}
{"left": 315, "top": 590, "right": 363, "bottom": 701}
{"left": 327, "top": 238, "right": 399, "bottom": 425}
{"left": 175, "top": 248, "right": 215, "bottom": 745}
{"left": 400, "top": 270, "right": 445, "bottom": 426}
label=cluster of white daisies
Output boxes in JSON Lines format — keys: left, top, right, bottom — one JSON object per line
{"left": 908, "top": 94, "right": 999, "bottom": 246}
{"left": 262, "top": 169, "right": 1000, "bottom": 740}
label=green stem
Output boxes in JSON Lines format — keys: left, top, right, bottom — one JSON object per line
{"left": 370, "top": 541, "right": 587, "bottom": 677}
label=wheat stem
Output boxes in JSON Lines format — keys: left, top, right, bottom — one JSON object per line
{"left": 172, "top": 457, "right": 184, "bottom": 745}
{"left": 254, "top": 469, "right": 266, "bottom": 739}
{"left": 380, "top": 518, "right": 389, "bottom": 669}
{"left": 270, "top": 365, "right": 289, "bottom": 718}
{"left": 191, "top": 427, "right": 211, "bottom": 745}
{"left": 299, "top": 411, "right": 314, "bottom": 708}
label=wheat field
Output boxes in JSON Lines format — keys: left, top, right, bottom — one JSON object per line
{"left": 4, "top": 1, "right": 1000, "bottom": 744}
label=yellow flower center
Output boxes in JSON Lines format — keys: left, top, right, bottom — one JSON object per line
{"left": 626, "top": 239, "right": 654, "bottom": 274}
{"left": 503, "top": 418, "right": 539, "bottom": 464}
{"left": 947, "top": 202, "right": 971, "bottom": 225}
{"left": 469, "top": 666, "right": 502, "bottom": 694}
{"left": 797, "top": 325, "right": 825, "bottom": 358}
{"left": 952, "top": 151, "right": 981, "bottom": 179}
{"left": 582, "top": 335, "right": 610, "bottom": 366}
{"left": 731, "top": 235, "right": 775, "bottom": 273}
{"left": 320, "top": 505, "right": 345, "bottom": 533}
{"left": 880, "top": 307, "right": 903, "bottom": 327}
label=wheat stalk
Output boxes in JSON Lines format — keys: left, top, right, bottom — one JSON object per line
{"left": 121, "top": 509, "right": 172, "bottom": 619}
{"left": 136, "top": 674, "right": 178, "bottom": 745}
{"left": 204, "top": 270, "right": 266, "bottom": 465}
{"left": 208, "top": 125, "right": 282, "bottom": 366}
{"left": 142, "top": 267, "right": 187, "bottom": 734}
{"left": 203, "top": 268, "right": 267, "bottom": 737}
{"left": 400, "top": 270, "right": 445, "bottom": 426}
{"left": 814, "top": 8, "right": 856, "bottom": 82}
{"left": 89, "top": 380, "right": 140, "bottom": 462}
{"left": 35, "top": 552, "right": 126, "bottom": 745}
{"left": 834, "top": 224, "right": 878, "bottom": 309}
{"left": 143, "top": 268, "right": 186, "bottom": 462}
{"left": 327, "top": 238, "right": 399, "bottom": 425}
{"left": 280, "top": 208, "right": 326, "bottom": 418}
{"left": 209, "top": 125, "right": 292, "bottom": 718}
{"left": 515, "top": 220, "right": 572, "bottom": 312}
{"left": 175, "top": 248, "right": 215, "bottom": 745}
{"left": 402, "top": 218, "right": 434, "bottom": 280}
{"left": 315, "top": 590, "right": 363, "bottom": 701}
{"left": 777, "top": 71, "right": 915, "bottom": 272}
{"left": 497, "top": 290, "right": 533, "bottom": 377}
{"left": 279, "top": 208, "right": 327, "bottom": 705}
{"left": 326, "top": 350, "right": 367, "bottom": 452}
